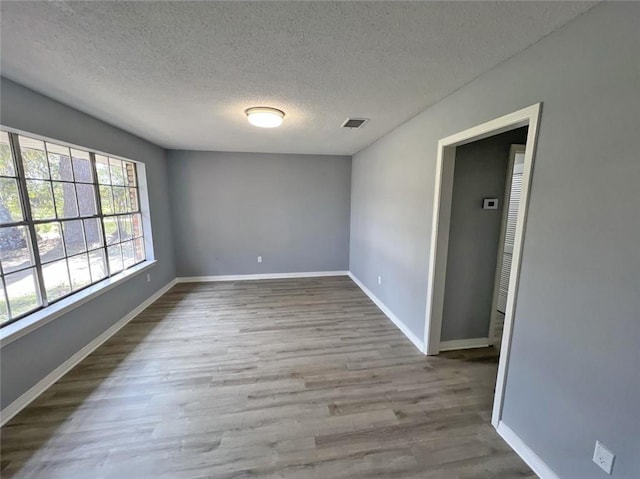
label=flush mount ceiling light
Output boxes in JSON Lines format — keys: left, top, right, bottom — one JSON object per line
{"left": 245, "top": 107, "right": 285, "bottom": 128}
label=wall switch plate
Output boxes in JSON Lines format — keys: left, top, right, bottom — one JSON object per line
{"left": 146, "top": 273, "right": 151, "bottom": 282}
{"left": 593, "top": 441, "right": 615, "bottom": 474}
{"left": 483, "top": 198, "right": 499, "bottom": 209}
{"left": 257, "top": 256, "right": 262, "bottom": 263}
{"left": 377, "top": 276, "right": 382, "bottom": 285}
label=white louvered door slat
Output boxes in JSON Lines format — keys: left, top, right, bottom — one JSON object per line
{"left": 489, "top": 149, "right": 524, "bottom": 349}
{"left": 496, "top": 152, "right": 524, "bottom": 314}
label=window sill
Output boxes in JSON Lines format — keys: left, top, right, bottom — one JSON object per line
{"left": 0, "top": 260, "right": 157, "bottom": 347}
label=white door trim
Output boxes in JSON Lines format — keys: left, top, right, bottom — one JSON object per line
{"left": 422, "top": 103, "right": 542, "bottom": 428}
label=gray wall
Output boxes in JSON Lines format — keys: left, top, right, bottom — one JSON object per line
{"left": 167, "top": 150, "right": 351, "bottom": 276}
{"left": 350, "top": 3, "right": 639, "bottom": 478}
{"left": 0, "top": 78, "right": 176, "bottom": 409}
{"left": 441, "top": 128, "right": 528, "bottom": 342}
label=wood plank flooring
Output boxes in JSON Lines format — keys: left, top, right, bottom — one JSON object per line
{"left": 0, "top": 276, "right": 534, "bottom": 478}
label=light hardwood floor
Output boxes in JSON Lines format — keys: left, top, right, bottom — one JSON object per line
{"left": 0, "top": 276, "right": 534, "bottom": 478}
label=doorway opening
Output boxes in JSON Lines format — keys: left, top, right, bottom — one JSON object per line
{"left": 488, "top": 143, "right": 527, "bottom": 351}
{"left": 423, "top": 104, "right": 542, "bottom": 428}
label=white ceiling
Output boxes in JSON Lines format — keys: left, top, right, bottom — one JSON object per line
{"left": 0, "top": 1, "right": 596, "bottom": 155}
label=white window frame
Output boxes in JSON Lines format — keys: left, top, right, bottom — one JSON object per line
{"left": 0, "top": 125, "right": 156, "bottom": 346}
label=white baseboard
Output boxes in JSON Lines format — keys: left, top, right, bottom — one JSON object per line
{"left": 439, "top": 337, "right": 490, "bottom": 352}
{"left": 177, "top": 271, "right": 349, "bottom": 283}
{"left": 496, "top": 421, "right": 559, "bottom": 479}
{"left": 347, "top": 272, "right": 425, "bottom": 354}
{"left": 0, "top": 278, "right": 178, "bottom": 426}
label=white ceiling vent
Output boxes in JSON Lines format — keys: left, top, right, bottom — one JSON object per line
{"left": 341, "top": 118, "right": 369, "bottom": 129}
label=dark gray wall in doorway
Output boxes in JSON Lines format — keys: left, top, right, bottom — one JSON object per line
{"left": 441, "top": 127, "right": 528, "bottom": 342}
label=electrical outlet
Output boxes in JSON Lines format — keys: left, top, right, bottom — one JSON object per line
{"left": 593, "top": 441, "right": 615, "bottom": 474}
{"left": 377, "top": 275, "right": 382, "bottom": 285}
{"left": 257, "top": 256, "right": 262, "bottom": 263}
{"left": 146, "top": 273, "right": 151, "bottom": 283}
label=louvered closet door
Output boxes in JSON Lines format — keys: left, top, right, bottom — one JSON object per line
{"left": 497, "top": 153, "right": 525, "bottom": 314}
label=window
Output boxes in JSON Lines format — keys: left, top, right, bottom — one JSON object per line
{"left": 0, "top": 130, "right": 146, "bottom": 327}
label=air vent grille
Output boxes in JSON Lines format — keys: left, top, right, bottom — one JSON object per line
{"left": 342, "top": 118, "right": 369, "bottom": 129}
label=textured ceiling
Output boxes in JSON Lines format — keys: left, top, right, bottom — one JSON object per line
{"left": 0, "top": 1, "right": 596, "bottom": 155}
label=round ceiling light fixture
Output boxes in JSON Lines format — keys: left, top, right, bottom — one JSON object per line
{"left": 245, "top": 106, "right": 285, "bottom": 128}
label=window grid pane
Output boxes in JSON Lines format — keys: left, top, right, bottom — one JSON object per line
{"left": 5, "top": 268, "right": 40, "bottom": 317}
{"left": 26, "top": 179, "right": 56, "bottom": 220}
{"left": 71, "top": 150, "right": 91, "bottom": 182}
{"left": 42, "top": 258, "right": 72, "bottom": 302}
{"left": 68, "top": 253, "right": 92, "bottom": 291}
{"left": 0, "top": 226, "right": 35, "bottom": 274}
{"left": 36, "top": 222, "right": 66, "bottom": 264}
{"left": 0, "top": 178, "right": 24, "bottom": 224}
{"left": 19, "top": 137, "right": 50, "bottom": 180}
{"left": 107, "top": 244, "right": 123, "bottom": 274}
{"left": 0, "top": 131, "right": 146, "bottom": 327}
{"left": 0, "top": 132, "right": 16, "bottom": 177}
{"left": 62, "top": 219, "right": 87, "bottom": 256}
{"left": 48, "top": 143, "right": 74, "bottom": 182}
{"left": 83, "top": 218, "right": 104, "bottom": 251}
{"left": 95, "top": 155, "right": 111, "bottom": 185}
{"left": 52, "top": 181, "right": 80, "bottom": 218}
